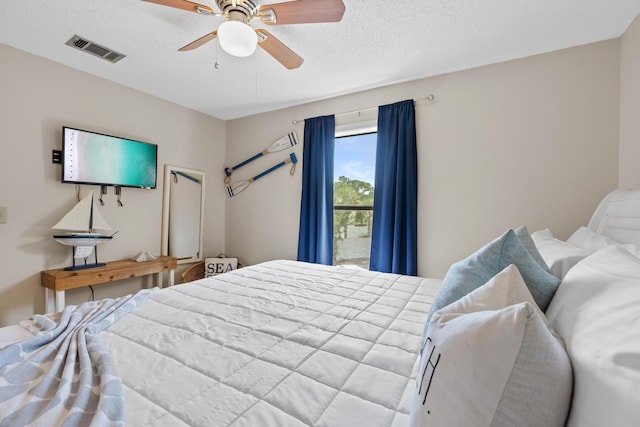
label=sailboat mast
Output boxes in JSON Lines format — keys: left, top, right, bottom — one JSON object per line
{"left": 89, "top": 195, "right": 94, "bottom": 232}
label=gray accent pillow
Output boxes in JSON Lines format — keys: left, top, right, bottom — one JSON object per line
{"left": 515, "top": 224, "right": 551, "bottom": 273}
{"left": 422, "top": 229, "right": 560, "bottom": 346}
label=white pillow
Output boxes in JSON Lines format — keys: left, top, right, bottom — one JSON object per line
{"left": 546, "top": 246, "right": 640, "bottom": 426}
{"left": 567, "top": 226, "right": 640, "bottom": 258}
{"left": 566, "top": 226, "right": 617, "bottom": 250}
{"left": 531, "top": 229, "right": 594, "bottom": 279}
{"left": 410, "top": 265, "right": 572, "bottom": 427}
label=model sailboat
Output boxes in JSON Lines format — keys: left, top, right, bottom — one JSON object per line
{"left": 52, "top": 191, "right": 116, "bottom": 270}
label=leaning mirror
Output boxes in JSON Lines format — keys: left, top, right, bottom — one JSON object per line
{"left": 161, "top": 165, "right": 205, "bottom": 264}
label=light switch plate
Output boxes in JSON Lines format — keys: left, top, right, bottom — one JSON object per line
{"left": 0, "top": 206, "right": 7, "bottom": 224}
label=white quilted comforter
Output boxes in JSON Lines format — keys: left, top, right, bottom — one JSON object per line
{"left": 99, "top": 260, "right": 441, "bottom": 426}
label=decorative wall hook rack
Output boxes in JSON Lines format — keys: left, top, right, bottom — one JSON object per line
{"left": 114, "top": 186, "right": 123, "bottom": 207}
{"left": 99, "top": 185, "right": 108, "bottom": 205}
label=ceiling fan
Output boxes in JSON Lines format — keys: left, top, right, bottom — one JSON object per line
{"left": 143, "top": 0, "right": 346, "bottom": 69}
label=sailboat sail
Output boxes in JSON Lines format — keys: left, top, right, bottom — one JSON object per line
{"left": 52, "top": 191, "right": 115, "bottom": 269}
{"left": 52, "top": 191, "right": 112, "bottom": 233}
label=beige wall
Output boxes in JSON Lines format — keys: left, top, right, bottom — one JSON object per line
{"left": 620, "top": 15, "right": 640, "bottom": 188}
{"left": 0, "top": 44, "right": 226, "bottom": 326}
{"left": 0, "top": 33, "right": 633, "bottom": 326}
{"left": 226, "top": 40, "right": 621, "bottom": 278}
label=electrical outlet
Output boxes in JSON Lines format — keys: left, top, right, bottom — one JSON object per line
{"left": 0, "top": 206, "right": 6, "bottom": 224}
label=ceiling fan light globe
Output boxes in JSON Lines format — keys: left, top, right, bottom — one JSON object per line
{"left": 218, "top": 21, "right": 257, "bottom": 57}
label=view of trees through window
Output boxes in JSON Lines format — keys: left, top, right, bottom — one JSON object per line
{"left": 333, "top": 132, "right": 376, "bottom": 268}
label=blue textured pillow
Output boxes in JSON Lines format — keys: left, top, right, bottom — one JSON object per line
{"left": 422, "top": 229, "right": 560, "bottom": 348}
{"left": 515, "top": 225, "right": 551, "bottom": 273}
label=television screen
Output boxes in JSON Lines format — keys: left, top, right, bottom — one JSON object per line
{"left": 62, "top": 126, "right": 157, "bottom": 189}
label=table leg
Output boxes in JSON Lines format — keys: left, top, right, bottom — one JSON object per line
{"left": 156, "top": 272, "right": 163, "bottom": 289}
{"left": 44, "top": 288, "right": 52, "bottom": 314}
{"left": 168, "top": 269, "right": 175, "bottom": 286}
{"left": 55, "top": 291, "right": 65, "bottom": 313}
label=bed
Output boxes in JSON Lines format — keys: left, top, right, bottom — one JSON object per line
{"left": 1, "top": 189, "right": 639, "bottom": 426}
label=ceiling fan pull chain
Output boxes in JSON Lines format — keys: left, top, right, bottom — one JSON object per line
{"left": 215, "top": 39, "right": 221, "bottom": 69}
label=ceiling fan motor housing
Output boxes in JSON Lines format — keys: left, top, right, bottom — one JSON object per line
{"left": 216, "top": 0, "right": 259, "bottom": 22}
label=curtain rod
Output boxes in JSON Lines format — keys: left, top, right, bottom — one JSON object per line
{"left": 291, "top": 94, "right": 435, "bottom": 125}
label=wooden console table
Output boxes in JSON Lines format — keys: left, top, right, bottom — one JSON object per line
{"left": 41, "top": 256, "right": 177, "bottom": 313}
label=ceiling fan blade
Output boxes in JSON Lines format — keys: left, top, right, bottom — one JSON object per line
{"left": 259, "top": 0, "right": 345, "bottom": 25}
{"left": 179, "top": 30, "right": 218, "bottom": 51}
{"left": 142, "top": 0, "right": 215, "bottom": 15}
{"left": 256, "top": 29, "right": 304, "bottom": 70}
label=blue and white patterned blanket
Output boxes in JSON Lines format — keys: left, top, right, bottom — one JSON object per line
{"left": 0, "top": 289, "right": 155, "bottom": 427}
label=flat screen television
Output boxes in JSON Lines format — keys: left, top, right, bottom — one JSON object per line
{"left": 62, "top": 126, "right": 157, "bottom": 189}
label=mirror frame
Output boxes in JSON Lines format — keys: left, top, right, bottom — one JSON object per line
{"left": 161, "top": 164, "right": 205, "bottom": 265}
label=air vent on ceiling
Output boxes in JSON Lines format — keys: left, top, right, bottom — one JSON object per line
{"left": 65, "top": 35, "right": 126, "bottom": 64}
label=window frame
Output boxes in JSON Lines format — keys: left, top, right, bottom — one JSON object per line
{"left": 332, "top": 121, "right": 377, "bottom": 267}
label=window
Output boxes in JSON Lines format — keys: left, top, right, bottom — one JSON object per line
{"left": 333, "top": 127, "right": 377, "bottom": 268}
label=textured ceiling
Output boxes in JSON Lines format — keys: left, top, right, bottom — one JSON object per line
{"left": 1, "top": 0, "right": 639, "bottom": 120}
